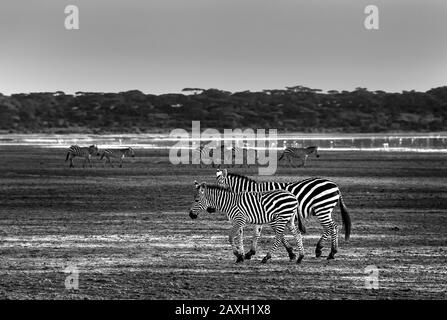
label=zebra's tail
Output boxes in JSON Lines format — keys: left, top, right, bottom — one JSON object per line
{"left": 339, "top": 194, "right": 351, "bottom": 241}
{"left": 65, "top": 152, "right": 70, "bottom": 162}
{"left": 99, "top": 152, "right": 105, "bottom": 160}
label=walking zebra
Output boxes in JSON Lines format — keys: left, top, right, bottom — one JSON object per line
{"left": 100, "top": 147, "right": 135, "bottom": 168}
{"left": 65, "top": 145, "right": 100, "bottom": 168}
{"left": 216, "top": 169, "right": 351, "bottom": 260}
{"left": 193, "top": 144, "right": 226, "bottom": 168}
{"left": 189, "top": 181, "right": 305, "bottom": 263}
{"left": 279, "top": 146, "right": 320, "bottom": 167}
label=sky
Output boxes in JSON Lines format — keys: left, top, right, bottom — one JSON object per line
{"left": 1, "top": 0, "right": 446, "bottom": 95}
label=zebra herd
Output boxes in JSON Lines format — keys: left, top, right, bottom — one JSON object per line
{"left": 189, "top": 169, "right": 351, "bottom": 264}
{"left": 65, "top": 145, "right": 135, "bottom": 168}
{"left": 64, "top": 144, "right": 319, "bottom": 169}
{"left": 195, "top": 144, "right": 320, "bottom": 168}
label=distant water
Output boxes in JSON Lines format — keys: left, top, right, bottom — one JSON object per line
{"left": 0, "top": 133, "right": 447, "bottom": 153}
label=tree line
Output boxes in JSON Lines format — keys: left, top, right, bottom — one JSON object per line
{"left": 0, "top": 85, "right": 446, "bottom": 133}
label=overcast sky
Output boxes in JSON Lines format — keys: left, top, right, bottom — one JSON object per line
{"left": 1, "top": 0, "right": 446, "bottom": 94}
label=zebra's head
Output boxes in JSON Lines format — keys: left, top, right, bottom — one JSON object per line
{"left": 308, "top": 146, "right": 320, "bottom": 157}
{"left": 89, "top": 145, "right": 100, "bottom": 156}
{"left": 189, "top": 181, "right": 215, "bottom": 219}
{"left": 127, "top": 147, "right": 135, "bottom": 157}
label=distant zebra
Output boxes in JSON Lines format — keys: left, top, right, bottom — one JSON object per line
{"left": 279, "top": 146, "right": 320, "bottom": 167}
{"left": 223, "top": 145, "right": 256, "bottom": 168}
{"left": 100, "top": 147, "right": 135, "bottom": 168}
{"left": 193, "top": 144, "right": 225, "bottom": 168}
{"left": 65, "top": 145, "right": 100, "bottom": 168}
{"left": 216, "top": 169, "right": 351, "bottom": 260}
{"left": 189, "top": 181, "right": 305, "bottom": 263}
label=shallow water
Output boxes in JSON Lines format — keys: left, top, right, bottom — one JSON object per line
{"left": 0, "top": 132, "right": 446, "bottom": 152}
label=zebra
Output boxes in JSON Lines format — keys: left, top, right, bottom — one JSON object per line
{"left": 216, "top": 169, "right": 351, "bottom": 260}
{"left": 193, "top": 144, "right": 226, "bottom": 168}
{"left": 100, "top": 147, "right": 135, "bottom": 168}
{"left": 65, "top": 145, "right": 100, "bottom": 168}
{"left": 279, "top": 146, "right": 320, "bottom": 167}
{"left": 221, "top": 144, "right": 257, "bottom": 168}
{"left": 189, "top": 181, "right": 305, "bottom": 264}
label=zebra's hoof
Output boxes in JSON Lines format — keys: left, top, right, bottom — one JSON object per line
{"left": 261, "top": 254, "right": 271, "bottom": 264}
{"left": 297, "top": 254, "right": 304, "bottom": 264}
{"left": 244, "top": 250, "right": 255, "bottom": 260}
{"left": 327, "top": 251, "right": 336, "bottom": 260}
{"left": 286, "top": 247, "right": 296, "bottom": 261}
{"left": 235, "top": 254, "right": 244, "bottom": 263}
{"left": 315, "top": 249, "right": 322, "bottom": 258}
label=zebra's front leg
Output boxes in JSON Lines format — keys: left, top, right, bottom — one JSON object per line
{"left": 302, "top": 155, "right": 308, "bottom": 167}
{"left": 228, "top": 224, "right": 244, "bottom": 263}
{"left": 245, "top": 225, "right": 262, "bottom": 260}
{"left": 69, "top": 157, "right": 74, "bottom": 168}
{"left": 327, "top": 223, "right": 339, "bottom": 260}
{"left": 236, "top": 227, "right": 245, "bottom": 262}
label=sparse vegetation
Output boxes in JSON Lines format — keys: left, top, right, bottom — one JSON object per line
{"left": 0, "top": 86, "right": 446, "bottom": 133}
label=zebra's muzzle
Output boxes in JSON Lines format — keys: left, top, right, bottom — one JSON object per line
{"left": 189, "top": 211, "right": 198, "bottom": 219}
{"left": 207, "top": 207, "right": 216, "bottom": 213}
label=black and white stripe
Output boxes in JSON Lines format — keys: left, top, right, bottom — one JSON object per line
{"left": 189, "top": 181, "right": 304, "bottom": 264}
{"left": 65, "top": 145, "right": 100, "bottom": 168}
{"left": 216, "top": 169, "right": 351, "bottom": 260}
{"left": 279, "top": 146, "right": 320, "bottom": 167}
{"left": 100, "top": 147, "right": 135, "bottom": 168}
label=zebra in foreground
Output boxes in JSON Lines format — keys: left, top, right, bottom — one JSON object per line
{"left": 65, "top": 145, "right": 100, "bottom": 168}
{"left": 189, "top": 181, "right": 305, "bottom": 263}
{"left": 100, "top": 147, "right": 135, "bottom": 168}
{"left": 216, "top": 169, "right": 351, "bottom": 260}
{"left": 279, "top": 146, "right": 320, "bottom": 167}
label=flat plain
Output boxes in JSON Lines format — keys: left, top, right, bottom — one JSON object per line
{"left": 0, "top": 147, "right": 446, "bottom": 299}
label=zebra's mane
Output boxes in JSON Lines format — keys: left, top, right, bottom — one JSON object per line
{"left": 227, "top": 172, "right": 257, "bottom": 183}
{"left": 205, "top": 184, "right": 232, "bottom": 192}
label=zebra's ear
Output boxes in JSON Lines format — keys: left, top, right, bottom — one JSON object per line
{"left": 216, "top": 169, "right": 223, "bottom": 177}
{"left": 194, "top": 180, "right": 200, "bottom": 189}
{"left": 222, "top": 169, "right": 228, "bottom": 178}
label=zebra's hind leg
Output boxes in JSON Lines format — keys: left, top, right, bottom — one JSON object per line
{"left": 280, "top": 235, "right": 296, "bottom": 261}
{"left": 327, "top": 223, "right": 339, "bottom": 260}
{"left": 245, "top": 225, "right": 262, "bottom": 260}
{"left": 315, "top": 226, "right": 331, "bottom": 258}
{"left": 261, "top": 223, "right": 285, "bottom": 263}
{"left": 288, "top": 221, "right": 305, "bottom": 264}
